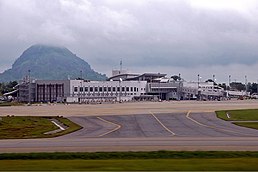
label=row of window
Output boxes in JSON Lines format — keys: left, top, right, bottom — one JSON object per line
{"left": 74, "top": 86, "right": 143, "bottom": 93}
{"left": 183, "top": 88, "right": 196, "bottom": 93}
{"left": 74, "top": 92, "right": 137, "bottom": 96}
{"left": 151, "top": 88, "right": 173, "bottom": 92}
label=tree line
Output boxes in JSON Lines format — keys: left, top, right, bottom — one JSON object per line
{"left": 218, "top": 82, "right": 258, "bottom": 94}
{"left": 172, "top": 75, "right": 258, "bottom": 95}
{"left": 0, "top": 81, "right": 18, "bottom": 96}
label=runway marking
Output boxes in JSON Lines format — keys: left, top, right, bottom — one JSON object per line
{"left": 97, "top": 117, "right": 121, "bottom": 137}
{"left": 150, "top": 111, "right": 176, "bottom": 136}
{"left": 51, "top": 121, "right": 65, "bottom": 130}
{"left": 186, "top": 111, "right": 254, "bottom": 136}
{"left": 186, "top": 111, "right": 208, "bottom": 127}
{"left": 226, "top": 112, "right": 231, "bottom": 119}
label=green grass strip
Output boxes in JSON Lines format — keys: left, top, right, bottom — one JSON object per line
{"left": 0, "top": 116, "right": 82, "bottom": 139}
{"left": 1, "top": 151, "right": 258, "bottom": 160}
{"left": 0, "top": 102, "right": 23, "bottom": 106}
{"left": 234, "top": 122, "right": 258, "bottom": 130}
{"left": 1, "top": 158, "right": 258, "bottom": 171}
{"left": 216, "top": 109, "right": 258, "bottom": 121}
{"left": 49, "top": 117, "right": 82, "bottom": 137}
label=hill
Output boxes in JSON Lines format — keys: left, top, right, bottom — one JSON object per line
{"left": 0, "top": 45, "right": 107, "bottom": 82}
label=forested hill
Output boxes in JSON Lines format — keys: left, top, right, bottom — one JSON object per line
{"left": 0, "top": 44, "right": 107, "bottom": 82}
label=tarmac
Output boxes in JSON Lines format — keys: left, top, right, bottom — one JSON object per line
{"left": 0, "top": 100, "right": 258, "bottom": 152}
{"left": 1, "top": 99, "right": 258, "bottom": 117}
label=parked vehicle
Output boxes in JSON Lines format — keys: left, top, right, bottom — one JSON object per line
{"left": 251, "top": 93, "right": 258, "bottom": 99}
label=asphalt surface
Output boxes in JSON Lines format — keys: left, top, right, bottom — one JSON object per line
{"left": 1, "top": 137, "right": 258, "bottom": 153}
{"left": 61, "top": 112, "right": 258, "bottom": 138}
{"left": 1, "top": 100, "right": 258, "bottom": 116}
{"left": 1, "top": 101, "right": 258, "bottom": 152}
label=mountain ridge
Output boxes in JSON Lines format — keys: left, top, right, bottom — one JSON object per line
{"left": 0, "top": 44, "right": 107, "bottom": 82}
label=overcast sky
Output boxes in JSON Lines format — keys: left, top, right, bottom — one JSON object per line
{"left": 1, "top": 0, "right": 258, "bottom": 83}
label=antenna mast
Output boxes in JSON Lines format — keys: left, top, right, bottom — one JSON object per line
{"left": 119, "top": 59, "right": 122, "bottom": 74}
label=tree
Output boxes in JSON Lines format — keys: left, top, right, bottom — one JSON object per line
{"left": 0, "top": 81, "right": 18, "bottom": 95}
{"left": 205, "top": 79, "right": 217, "bottom": 85}
{"left": 218, "top": 83, "right": 227, "bottom": 90}
{"left": 171, "top": 75, "right": 180, "bottom": 81}
{"left": 248, "top": 83, "right": 258, "bottom": 94}
{"left": 230, "top": 82, "right": 246, "bottom": 91}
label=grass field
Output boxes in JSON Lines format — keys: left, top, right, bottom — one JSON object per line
{"left": 0, "top": 116, "right": 82, "bottom": 139}
{"left": 1, "top": 151, "right": 258, "bottom": 171}
{"left": 1, "top": 158, "right": 258, "bottom": 171}
{"left": 216, "top": 109, "right": 258, "bottom": 130}
{"left": 234, "top": 122, "right": 258, "bottom": 130}
{"left": 0, "top": 102, "right": 23, "bottom": 106}
{"left": 216, "top": 109, "right": 258, "bottom": 121}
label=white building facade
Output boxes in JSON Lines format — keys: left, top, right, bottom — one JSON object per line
{"left": 67, "top": 80, "right": 147, "bottom": 103}
{"left": 17, "top": 72, "right": 226, "bottom": 103}
{"left": 182, "top": 81, "right": 224, "bottom": 100}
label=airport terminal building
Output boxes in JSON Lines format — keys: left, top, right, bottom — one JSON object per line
{"left": 17, "top": 71, "right": 225, "bottom": 103}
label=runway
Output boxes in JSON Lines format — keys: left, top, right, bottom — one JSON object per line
{"left": 1, "top": 100, "right": 258, "bottom": 117}
{"left": 1, "top": 110, "right": 258, "bottom": 153}
{"left": 61, "top": 112, "right": 258, "bottom": 138}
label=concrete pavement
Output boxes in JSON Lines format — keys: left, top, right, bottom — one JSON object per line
{"left": 1, "top": 100, "right": 258, "bottom": 153}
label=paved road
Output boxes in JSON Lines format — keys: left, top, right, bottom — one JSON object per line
{"left": 1, "top": 111, "right": 258, "bottom": 153}
{"left": 1, "top": 137, "right": 258, "bottom": 153}
{"left": 1, "top": 100, "right": 258, "bottom": 116}
{"left": 61, "top": 116, "right": 115, "bottom": 138}
{"left": 61, "top": 112, "right": 258, "bottom": 138}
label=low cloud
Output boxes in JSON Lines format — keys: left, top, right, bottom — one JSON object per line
{"left": 1, "top": 0, "right": 258, "bottom": 82}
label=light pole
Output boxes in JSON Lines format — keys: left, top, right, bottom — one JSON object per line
{"left": 245, "top": 75, "right": 248, "bottom": 96}
{"left": 158, "top": 73, "right": 161, "bottom": 101}
{"left": 228, "top": 75, "right": 231, "bottom": 90}
{"left": 79, "top": 70, "right": 83, "bottom": 104}
{"left": 197, "top": 74, "right": 201, "bottom": 100}
{"left": 178, "top": 73, "right": 181, "bottom": 100}
{"left": 257, "top": 79, "right": 258, "bottom": 95}
{"left": 197, "top": 74, "right": 200, "bottom": 89}
{"left": 212, "top": 75, "right": 215, "bottom": 100}
{"left": 28, "top": 69, "right": 31, "bottom": 104}
{"left": 119, "top": 78, "right": 122, "bottom": 103}
{"left": 212, "top": 74, "right": 215, "bottom": 88}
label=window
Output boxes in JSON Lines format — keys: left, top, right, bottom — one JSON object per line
{"left": 74, "top": 87, "right": 78, "bottom": 92}
{"left": 99, "top": 87, "right": 103, "bottom": 92}
{"left": 85, "top": 87, "right": 88, "bottom": 92}
{"left": 131, "top": 87, "right": 133, "bottom": 92}
{"left": 108, "top": 87, "right": 111, "bottom": 92}
{"left": 113, "top": 87, "right": 116, "bottom": 92}
{"left": 104, "top": 87, "right": 107, "bottom": 92}
{"left": 117, "top": 87, "right": 120, "bottom": 92}
{"left": 122, "top": 87, "right": 125, "bottom": 92}
{"left": 95, "top": 87, "right": 98, "bottom": 92}
{"left": 80, "top": 87, "right": 83, "bottom": 92}
{"left": 126, "top": 87, "right": 129, "bottom": 92}
{"left": 90, "top": 87, "right": 93, "bottom": 92}
{"left": 134, "top": 87, "right": 136, "bottom": 92}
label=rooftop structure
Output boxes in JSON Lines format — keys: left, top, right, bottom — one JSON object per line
{"left": 108, "top": 72, "right": 166, "bottom": 82}
{"left": 16, "top": 71, "right": 229, "bottom": 103}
